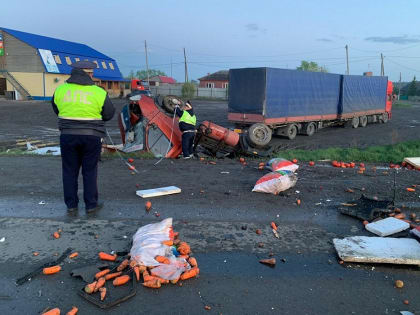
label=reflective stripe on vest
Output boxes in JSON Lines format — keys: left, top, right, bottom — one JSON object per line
{"left": 54, "top": 83, "right": 107, "bottom": 120}
{"left": 179, "top": 110, "right": 196, "bottom": 126}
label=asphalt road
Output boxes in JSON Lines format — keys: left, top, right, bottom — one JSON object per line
{"left": 0, "top": 99, "right": 419, "bottom": 314}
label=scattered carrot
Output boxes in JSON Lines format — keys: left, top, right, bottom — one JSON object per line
{"left": 128, "top": 158, "right": 134, "bottom": 163}
{"left": 129, "top": 260, "right": 138, "bottom": 268}
{"left": 53, "top": 231, "right": 60, "bottom": 239}
{"left": 162, "top": 240, "right": 173, "bottom": 246}
{"left": 138, "top": 265, "right": 147, "bottom": 273}
{"left": 395, "top": 213, "right": 406, "bottom": 220}
{"left": 94, "top": 277, "right": 106, "bottom": 292}
{"left": 84, "top": 281, "right": 97, "bottom": 294}
{"left": 292, "top": 159, "right": 298, "bottom": 163}
{"left": 69, "top": 252, "right": 78, "bottom": 259}
{"left": 143, "top": 279, "right": 161, "bottom": 288}
{"left": 177, "top": 242, "right": 191, "bottom": 255}
{"left": 188, "top": 257, "right": 198, "bottom": 268}
{"left": 309, "top": 161, "right": 315, "bottom": 166}
{"left": 66, "top": 306, "right": 78, "bottom": 315}
{"left": 134, "top": 266, "right": 140, "bottom": 282}
{"left": 170, "top": 278, "right": 179, "bottom": 284}
{"left": 43, "top": 265, "right": 61, "bottom": 275}
{"left": 145, "top": 200, "right": 152, "bottom": 211}
{"left": 205, "top": 306, "right": 211, "bottom": 310}
{"left": 95, "top": 269, "right": 110, "bottom": 279}
{"left": 155, "top": 255, "right": 170, "bottom": 264}
{"left": 113, "top": 275, "right": 130, "bottom": 286}
{"left": 270, "top": 222, "right": 277, "bottom": 231}
{"left": 99, "top": 287, "right": 107, "bottom": 301}
{"left": 42, "top": 308, "right": 61, "bottom": 315}
{"left": 33, "top": 252, "right": 39, "bottom": 256}
{"left": 406, "top": 187, "right": 415, "bottom": 192}
{"left": 117, "top": 259, "right": 130, "bottom": 271}
{"left": 296, "top": 199, "right": 301, "bottom": 206}
{"left": 104, "top": 271, "right": 122, "bottom": 280}
{"left": 259, "top": 258, "right": 276, "bottom": 266}
{"left": 362, "top": 220, "right": 369, "bottom": 226}
{"left": 256, "top": 229, "right": 262, "bottom": 235}
{"left": 180, "top": 267, "right": 200, "bottom": 280}
{"left": 239, "top": 158, "right": 245, "bottom": 163}
{"left": 98, "top": 252, "right": 117, "bottom": 261}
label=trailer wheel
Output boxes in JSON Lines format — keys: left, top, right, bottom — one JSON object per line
{"left": 351, "top": 117, "right": 359, "bottom": 128}
{"left": 285, "top": 124, "right": 298, "bottom": 140}
{"left": 303, "top": 122, "right": 316, "bottom": 136}
{"left": 247, "top": 123, "right": 272, "bottom": 147}
{"left": 359, "top": 116, "right": 368, "bottom": 127}
{"left": 379, "top": 113, "right": 389, "bottom": 123}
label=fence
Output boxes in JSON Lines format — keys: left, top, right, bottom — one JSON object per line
{"left": 149, "top": 85, "right": 228, "bottom": 100}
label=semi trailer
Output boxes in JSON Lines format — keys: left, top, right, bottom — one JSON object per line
{"left": 228, "top": 67, "right": 393, "bottom": 148}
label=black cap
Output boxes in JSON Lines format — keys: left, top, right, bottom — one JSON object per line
{"left": 71, "top": 60, "right": 96, "bottom": 70}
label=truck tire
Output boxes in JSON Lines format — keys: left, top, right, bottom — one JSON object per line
{"left": 379, "top": 113, "right": 389, "bottom": 123}
{"left": 303, "top": 122, "right": 316, "bottom": 136}
{"left": 285, "top": 124, "right": 298, "bottom": 140}
{"left": 162, "top": 95, "right": 184, "bottom": 114}
{"left": 359, "top": 115, "right": 368, "bottom": 127}
{"left": 351, "top": 117, "right": 359, "bottom": 128}
{"left": 247, "top": 123, "right": 272, "bottom": 147}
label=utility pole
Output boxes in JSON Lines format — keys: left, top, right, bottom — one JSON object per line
{"left": 183, "top": 48, "right": 188, "bottom": 83}
{"left": 345, "top": 45, "right": 349, "bottom": 75}
{"left": 380, "top": 53, "right": 384, "bottom": 76}
{"left": 144, "top": 40, "right": 150, "bottom": 86}
{"left": 398, "top": 72, "right": 402, "bottom": 100}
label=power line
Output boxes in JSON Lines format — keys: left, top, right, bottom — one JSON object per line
{"left": 386, "top": 57, "right": 420, "bottom": 73}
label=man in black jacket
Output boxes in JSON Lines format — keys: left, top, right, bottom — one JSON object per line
{"left": 51, "top": 61, "right": 115, "bottom": 214}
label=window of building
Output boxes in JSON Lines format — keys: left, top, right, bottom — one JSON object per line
{"left": 206, "top": 82, "right": 215, "bottom": 88}
{"left": 54, "top": 55, "right": 62, "bottom": 64}
{"left": 107, "top": 81, "right": 112, "bottom": 89}
{"left": 75, "top": 57, "right": 80, "bottom": 62}
{"left": 223, "top": 83, "right": 228, "bottom": 89}
{"left": 101, "top": 61, "right": 107, "bottom": 69}
{"left": 93, "top": 60, "right": 99, "bottom": 68}
{"left": 65, "top": 56, "right": 72, "bottom": 65}
{"left": 109, "top": 62, "right": 114, "bottom": 70}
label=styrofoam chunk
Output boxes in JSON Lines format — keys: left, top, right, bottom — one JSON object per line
{"left": 365, "top": 217, "right": 409, "bottom": 237}
{"left": 333, "top": 236, "right": 420, "bottom": 265}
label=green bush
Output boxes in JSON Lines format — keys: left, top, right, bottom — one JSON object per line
{"left": 182, "top": 83, "right": 196, "bottom": 99}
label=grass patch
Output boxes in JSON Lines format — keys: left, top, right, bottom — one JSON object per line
{"left": 275, "top": 140, "right": 420, "bottom": 163}
{"left": 393, "top": 102, "right": 413, "bottom": 108}
{"left": 0, "top": 149, "right": 28, "bottom": 156}
{"left": 101, "top": 150, "right": 156, "bottom": 160}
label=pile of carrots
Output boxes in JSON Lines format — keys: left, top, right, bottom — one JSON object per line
{"left": 84, "top": 232, "right": 198, "bottom": 297}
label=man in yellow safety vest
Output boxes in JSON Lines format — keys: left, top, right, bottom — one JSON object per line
{"left": 175, "top": 101, "right": 197, "bottom": 159}
{"left": 51, "top": 61, "right": 115, "bottom": 214}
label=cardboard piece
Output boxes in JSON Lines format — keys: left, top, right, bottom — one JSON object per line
{"left": 365, "top": 217, "right": 410, "bottom": 236}
{"left": 403, "top": 157, "right": 420, "bottom": 169}
{"left": 136, "top": 186, "right": 181, "bottom": 198}
{"left": 333, "top": 236, "right": 420, "bottom": 266}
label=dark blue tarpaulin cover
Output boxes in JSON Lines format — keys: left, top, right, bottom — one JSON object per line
{"left": 340, "top": 75, "right": 388, "bottom": 114}
{"left": 265, "top": 68, "right": 341, "bottom": 118}
{"left": 229, "top": 68, "right": 341, "bottom": 118}
{"left": 229, "top": 68, "right": 389, "bottom": 119}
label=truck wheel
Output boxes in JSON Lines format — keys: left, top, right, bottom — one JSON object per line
{"left": 359, "top": 116, "right": 368, "bottom": 127}
{"left": 285, "top": 124, "right": 298, "bottom": 140}
{"left": 247, "top": 123, "right": 272, "bottom": 147}
{"left": 162, "top": 95, "right": 184, "bottom": 114}
{"left": 351, "top": 117, "right": 359, "bottom": 128}
{"left": 379, "top": 113, "right": 389, "bottom": 123}
{"left": 304, "top": 122, "right": 316, "bottom": 136}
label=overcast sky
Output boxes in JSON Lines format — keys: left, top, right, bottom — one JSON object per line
{"left": 2, "top": 0, "right": 420, "bottom": 82}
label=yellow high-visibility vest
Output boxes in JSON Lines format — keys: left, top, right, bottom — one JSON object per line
{"left": 54, "top": 83, "right": 107, "bottom": 120}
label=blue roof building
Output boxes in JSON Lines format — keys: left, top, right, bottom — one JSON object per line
{"left": 0, "top": 27, "right": 126, "bottom": 100}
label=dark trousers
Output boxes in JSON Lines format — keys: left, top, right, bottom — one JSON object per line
{"left": 60, "top": 134, "right": 102, "bottom": 210}
{"left": 182, "top": 132, "right": 195, "bottom": 157}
